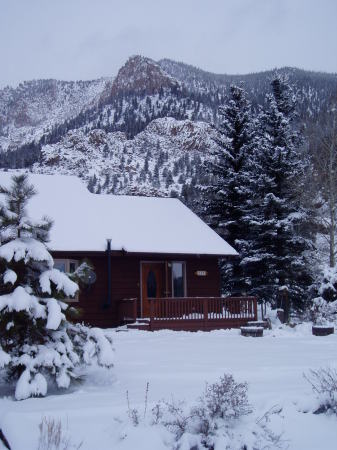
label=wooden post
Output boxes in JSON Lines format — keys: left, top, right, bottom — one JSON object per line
{"left": 165, "top": 262, "right": 169, "bottom": 297}
{"left": 253, "top": 297, "right": 258, "bottom": 321}
{"left": 149, "top": 299, "right": 154, "bottom": 331}
{"left": 133, "top": 298, "right": 137, "bottom": 322}
{"left": 203, "top": 298, "right": 208, "bottom": 330}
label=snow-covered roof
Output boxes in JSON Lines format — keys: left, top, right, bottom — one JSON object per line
{"left": 0, "top": 172, "right": 238, "bottom": 256}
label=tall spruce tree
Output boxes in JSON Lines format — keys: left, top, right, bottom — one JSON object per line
{"left": 205, "top": 84, "right": 256, "bottom": 294}
{"left": 244, "top": 74, "right": 315, "bottom": 309}
{"left": 0, "top": 174, "right": 114, "bottom": 400}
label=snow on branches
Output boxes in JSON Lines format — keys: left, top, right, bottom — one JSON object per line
{"left": 0, "top": 238, "right": 53, "bottom": 266}
{"left": 0, "top": 174, "right": 114, "bottom": 400}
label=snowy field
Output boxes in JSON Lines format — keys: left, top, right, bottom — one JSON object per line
{"left": 0, "top": 324, "right": 337, "bottom": 449}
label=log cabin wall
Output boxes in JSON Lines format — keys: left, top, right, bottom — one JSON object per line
{"left": 52, "top": 251, "right": 222, "bottom": 328}
{"left": 185, "top": 258, "right": 221, "bottom": 297}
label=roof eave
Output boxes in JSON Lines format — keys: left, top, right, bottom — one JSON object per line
{"left": 50, "top": 248, "right": 239, "bottom": 257}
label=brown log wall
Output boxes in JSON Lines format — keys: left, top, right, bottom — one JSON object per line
{"left": 52, "top": 252, "right": 221, "bottom": 328}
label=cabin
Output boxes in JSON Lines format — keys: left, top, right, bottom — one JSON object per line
{"left": 0, "top": 172, "right": 257, "bottom": 331}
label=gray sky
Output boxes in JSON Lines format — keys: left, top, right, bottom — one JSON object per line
{"left": 0, "top": 0, "right": 336, "bottom": 88}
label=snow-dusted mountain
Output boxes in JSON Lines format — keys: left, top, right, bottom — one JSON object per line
{"left": 158, "top": 59, "right": 337, "bottom": 117}
{"left": 111, "top": 55, "right": 179, "bottom": 95}
{"left": 32, "top": 117, "right": 215, "bottom": 198}
{"left": 0, "top": 55, "right": 336, "bottom": 199}
{"left": 0, "top": 78, "right": 112, "bottom": 152}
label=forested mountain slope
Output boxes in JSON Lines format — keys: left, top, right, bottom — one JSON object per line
{"left": 0, "top": 55, "right": 336, "bottom": 199}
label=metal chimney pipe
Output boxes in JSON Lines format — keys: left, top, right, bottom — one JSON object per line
{"left": 105, "top": 238, "right": 112, "bottom": 308}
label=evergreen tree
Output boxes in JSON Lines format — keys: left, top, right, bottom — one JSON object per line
{"left": 205, "top": 84, "right": 257, "bottom": 294}
{"left": 245, "top": 74, "right": 315, "bottom": 309}
{"left": 165, "top": 170, "right": 174, "bottom": 188}
{"left": 153, "top": 163, "right": 160, "bottom": 188}
{"left": 87, "top": 174, "right": 97, "bottom": 193}
{"left": 144, "top": 151, "right": 150, "bottom": 173}
{"left": 0, "top": 174, "right": 114, "bottom": 400}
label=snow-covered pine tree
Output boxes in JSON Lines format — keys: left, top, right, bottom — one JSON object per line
{"left": 244, "top": 74, "right": 315, "bottom": 309}
{"left": 0, "top": 174, "right": 114, "bottom": 400}
{"left": 204, "top": 84, "right": 257, "bottom": 294}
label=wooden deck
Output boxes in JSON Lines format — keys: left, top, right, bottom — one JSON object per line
{"left": 118, "top": 297, "right": 257, "bottom": 331}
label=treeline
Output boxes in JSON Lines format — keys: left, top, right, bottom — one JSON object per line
{"left": 197, "top": 74, "right": 337, "bottom": 312}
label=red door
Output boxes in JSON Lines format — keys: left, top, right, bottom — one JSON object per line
{"left": 141, "top": 263, "right": 165, "bottom": 317}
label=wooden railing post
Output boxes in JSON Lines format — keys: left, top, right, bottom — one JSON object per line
{"left": 253, "top": 297, "right": 258, "bottom": 321}
{"left": 117, "top": 300, "right": 121, "bottom": 324}
{"left": 133, "top": 298, "right": 137, "bottom": 322}
{"left": 150, "top": 299, "right": 154, "bottom": 331}
{"left": 203, "top": 298, "right": 208, "bottom": 330}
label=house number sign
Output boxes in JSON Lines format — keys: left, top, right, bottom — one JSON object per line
{"left": 195, "top": 270, "right": 208, "bottom": 277}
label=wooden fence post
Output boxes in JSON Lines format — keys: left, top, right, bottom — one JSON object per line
{"left": 253, "top": 297, "right": 258, "bottom": 321}
{"left": 133, "top": 298, "right": 137, "bottom": 322}
{"left": 203, "top": 298, "right": 208, "bottom": 330}
{"left": 149, "top": 299, "right": 154, "bottom": 331}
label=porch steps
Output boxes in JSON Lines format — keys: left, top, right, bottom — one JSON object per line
{"left": 127, "top": 318, "right": 150, "bottom": 330}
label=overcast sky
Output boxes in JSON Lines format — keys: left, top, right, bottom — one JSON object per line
{"left": 0, "top": 0, "right": 336, "bottom": 88}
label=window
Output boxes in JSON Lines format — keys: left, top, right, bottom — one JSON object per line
{"left": 54, "top": 260, "right": 67, "bottom": 273}
{"left": 54, "top": 259, "right": 79, "bottom": 302}
{"left": 147, "top": 270, "right": 157, "bottom": 298}
{"left": 172, "top": 262, "right": 185, "bottom": 298}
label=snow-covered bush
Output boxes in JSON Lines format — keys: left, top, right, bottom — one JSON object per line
{"left": 310, "top": 297, "right": 337, "bottom": 325}
{"left": 318, "top": 265, "right": 337, "bottom": 302}
{"left": 309, "top": 263, "right": 337, "bottom": 325}
{"left": 149, "top": 374, "right": 252, "bottom": 449}
{"left": 305, "top": 367, "right": 337, "bottom": 415}
{"left": 0, "top": 174, "right": 114, "bottom": 400}
{"left": 197, "top": 374, "right": 251, "bottom": 421}
{"left": 152, "top": 398, "right": 191, "bottom": 440}
{"left": 119, "top": 374, "right": 283, "bottom": 449}
{"left": 190, "top": 374, "right": 251, "bottom": 446}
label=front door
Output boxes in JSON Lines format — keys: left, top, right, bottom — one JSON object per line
{"left": 141, "top": 262, "right": 165, "bottom": 317}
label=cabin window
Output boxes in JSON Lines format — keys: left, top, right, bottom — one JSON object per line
{"left": 54, "top": 260, "right": 67, "bottom": 273}
{"left": 53, "top": 259, "right": 79, "bottom": 302}
{"left": 147, "top": 270, "right": 157, "bottom": 298}
{"left": 172, "top": 262, "right": 185, "bottom": 298}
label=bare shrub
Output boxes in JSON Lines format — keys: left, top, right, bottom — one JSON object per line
{"left": 255, "top": 405, "right": 287, "bottom": 449}
{"left": 151, "top": 374, "right": 252, "bottom": 448}
{"left": 152, "top": 399, "right": 190, "bottom": 440}
{"left": 126, "top": 390, "right": 139, "bottom": 426}
{"left": 195, "top": 374, "right": 252, "bottom": 421}
{"left": 143, "top": 381, "right": 149, "bottom": 419}
{"left": 126, "top": 382, "right": 150, "bottom": 426}
{"left": 128, "top": 408, "right": 140, "bottom": 427}
{"left": 37, "top": 417, "right": 82, "bottom": 450}
{"left": 188, "top": 374, "right": 252, "bottom": 447}
{"left": 122, "top": 374, "right": 286, "bottom": 449}
{"left": 151, "top": 402, "right": 163, "bottom": 425}
{"left": 304, "top": 367, "right": 337, "bottom": 414}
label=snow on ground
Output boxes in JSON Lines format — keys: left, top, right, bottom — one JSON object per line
{"left": 0, "top": 325, "right": 336, "bottom": 449}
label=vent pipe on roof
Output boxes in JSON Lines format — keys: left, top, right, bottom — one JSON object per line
{"left": 104, "top": 238, "right": 112, "bottom": 308}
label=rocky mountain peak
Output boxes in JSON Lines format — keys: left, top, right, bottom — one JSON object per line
{"left": 111, "top": 55, "right": 179, "bottom": 95}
